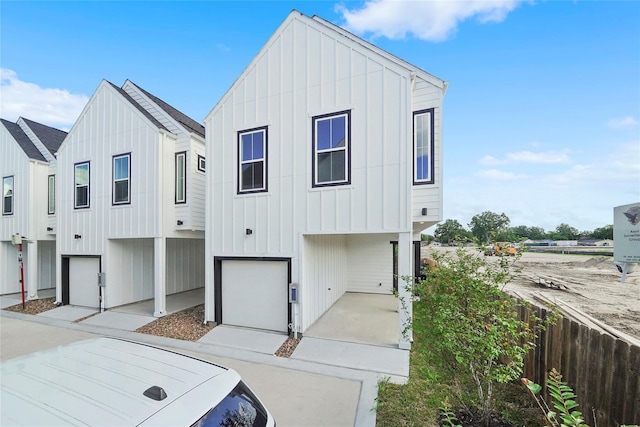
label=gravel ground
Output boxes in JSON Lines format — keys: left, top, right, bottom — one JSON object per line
{"left": 4, "top": 297, "right": 57, "bottom": 314}
{"left": 275, "top": 338, "right": 301, "bottom": 357}
{"left": 135, "top": 304, "right": 215, "bottom": 341}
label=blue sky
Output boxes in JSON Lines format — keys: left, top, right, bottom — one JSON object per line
{"left": 1, "top": 1, "right": 638, "bottom": 234}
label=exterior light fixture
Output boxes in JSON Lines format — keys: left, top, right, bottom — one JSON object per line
{"left": 246, "top": 228, "right": 253, "bottom": 235}
{"left": 74, "top": 234, "right": 82, "bottom": 239}
{"left": 421, "top": 208, "right": 428, "bottom": 216}
{"left": 177, "top": 220, "right": 183, "bottom": 225}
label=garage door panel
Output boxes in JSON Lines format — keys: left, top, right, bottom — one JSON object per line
{"left": 221, "top": 260, "right": 288, "bottom": 332}
{"left": 69, "top": 257, "right": 100, "bottom": 308}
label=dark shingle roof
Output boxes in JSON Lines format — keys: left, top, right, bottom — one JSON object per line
{"left": 127, "top": 81, "right": 205, "bottom": 138}
{"left": 1, "top": 118, "right": 47, "bottom": 162}
{"left": 106, "top": 82, "right": 169, "bottom": 132}
{"left": 21, "top": 118, "right": 67, "bottom": 156}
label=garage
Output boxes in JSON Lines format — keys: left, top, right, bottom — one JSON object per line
{"left": 218, "top": 259, "right": 289, "bottom": 333}
{"left": 66, "top": 257, "right": 100, "bottom": 308}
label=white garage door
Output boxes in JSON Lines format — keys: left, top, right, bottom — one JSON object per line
{"left": 221, "top": 260, "right": 288, "bottom": 332}
{"left": 69, "top": 257, "right": 100, "bottom": 308}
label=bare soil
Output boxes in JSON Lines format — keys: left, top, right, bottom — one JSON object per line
{"left": 425, "top": 247, "right": 640, "bottom": 340}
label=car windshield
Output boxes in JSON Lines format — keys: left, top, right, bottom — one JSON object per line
{"left": 192, "top": 381, "right": 268, "bottom": 427}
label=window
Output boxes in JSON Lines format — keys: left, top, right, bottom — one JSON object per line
{"left": 197, "top": 155, "right": 206, "bottom": 173}
{"left": 312, "top": 111, "right": 350, "bottom": 187}
{"left": 413, "top": 109, "right": 434, "bottom": 185}
{"left": 175, "top": 152, "right": 186, "bottom": 204}
{"left": 113, "top": 153, "right": 131, "bottom": 205}
{"left": 48, "top": 175, "right": 55, "bottom": 214}
{"left": 74, "top": 162, "right": 90, "bottom": 209}
{"left": 2, "top": 176, "right": 13, "bottom": 215}
{"left": 238, "top": 127, "right": 267, "bottom": 193}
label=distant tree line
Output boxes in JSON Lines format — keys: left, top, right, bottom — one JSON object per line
{"left": 423, "top": 210, "right": 614, "bottom": 245}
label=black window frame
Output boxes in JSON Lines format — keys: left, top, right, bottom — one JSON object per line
{"left": 48, "top": 174, "right": 55, "bottom": 215}
{"left": 312, "top": 110, "right": 351, "bottom": 188}
{"left": 237, "top": 126, "right": 268, "bottom": 194}
{"left": 197, "top": 155, "right": 206, "bottom": 173}
{"left": 175, "top": 151, "right": 187, "bottom": 204}
{"left": 74, "top": 161, "right": 90, "bottom": 209}
{"left": 413, "top": 108, "right": 435, "bottom": 185}
{"left": 112, "top": 152, "right": 131, "bottom": 206}
{"left": 2, "top": 175, "right": 14, "bottom": 215}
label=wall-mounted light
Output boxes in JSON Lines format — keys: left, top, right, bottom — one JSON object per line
{"left": 246, "top": 228, "right": 253, "bottom": 235}
{"left": 177, "top": 220, "right": 183, "bottom": 226}
{"left": 421, "top": 208, "right": 428, "bottom": 216}
{"left": 46, "top": 227, "right": 53, "bottom": 231}
{"left": 74, "top": 234, "right": 82, "bottom": 239}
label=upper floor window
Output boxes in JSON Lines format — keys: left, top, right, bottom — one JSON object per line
{"left": 413, "top": 109, "right": 434, "bottom": 185}
{"left": 238, "top": 127, "right": 267, "bottom": 193}
{"left": 312, "top": 111, "right": 350, "bottom": 187}
{"left": 2, "top": 176, "right": 14, "bottom": 215}
{"left": 113, "top": 153, "right": 131, "bottom": 205}
{"left": 175, "top": 152, "right": 186, "bottom": 204}
{"left": 74, "top": 162, "right": 90, "bottom": 209}
{"left": 197, "top": 155, "right": 206, "bottom": 173}
{"left": 48, "top": 175, "right": 55, "bottom": 214}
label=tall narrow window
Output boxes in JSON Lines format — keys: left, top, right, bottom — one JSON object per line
{"left": 175, "top": 152, "right": 186, "bottom": 204}
{"left": 312, "top": 111, "right": 350, "bottom": 187}
{"left": 2, "top": 176, "right": 14, "bottom": 215}
{"left": 413, "top": 109, "right": 434, "bottom": 185}
{"left": 74, "top": 162, "right": 90, "bottom": 209}
{"left": 238, "top": 127, "right": 267, "bottom": 193}
{"left": 113, "top": 153, "right": 131, "bottom": 205}
{"left": 48, "top": 175, "right": 55, "bottom": 214}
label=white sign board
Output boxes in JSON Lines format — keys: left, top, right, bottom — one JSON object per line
{"left": 614, "top": 202, "right": 640, "bottom": 263}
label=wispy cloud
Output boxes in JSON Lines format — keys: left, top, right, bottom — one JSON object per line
{"left": 607, "top": 116, "right": 638, "bottom": 130}
{"left": 480, "top": 150, "right": 572, "bottom": 165}
{"left": 0, "top": 68, "right": 88, "bottom": 128}
{"left": 216, "top": 43, "right": 231, "bottom": 52}
{"left": 336, "top": 0, "right": 527, "bottom": 42}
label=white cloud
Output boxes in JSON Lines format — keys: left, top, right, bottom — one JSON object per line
{"left": 336, "top": 0, "right": 526, "bottom": 42}
{"left": 480, "top": 150, "right": 572, "bottom": 165}
{"left": 0, "top": 68, "right": 88, "bottom": 128}
{"left": 607, "top": 116, "right": 638, "bottom": 130}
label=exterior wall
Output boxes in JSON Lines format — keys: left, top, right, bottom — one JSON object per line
{"left": 189, "top": 144, "right": 206, "bottom": 230}
{"left": 37, "top": 240, "right": 56, "bottom": 290}
{"left": 300, "top": 234, "right": 348, "bottom": 331}
{"left": 0, "top": 242, "right": 18, "bottom": 294}
{"left": 105, "top": 238, "right": 154, "bottom": 308}
{"left": 1, "top": 127, "right": 31, "bottom": 242}
{"left": 346, "top": 233, "right": 395, "bottom": 294}
{"left": 46, "top": 161, "right": 58, "bottom": 237}
{"left": 166, "top": 238, "right": 205, "bottom": 294}
{"left": 411, "top": 76, "right": 444, "bottom": 233}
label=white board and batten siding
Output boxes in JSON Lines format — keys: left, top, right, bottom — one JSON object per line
{"left": 346, "top": 233, "right": 395, "bottom": 294}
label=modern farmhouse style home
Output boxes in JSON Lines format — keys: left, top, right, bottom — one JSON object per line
{"left": 204, "top": 11, "right": 447, "bottom": 348}
{"left": 55, "top": 80, "right": 206, "bottom": 316}
{"left": 1, "top": 118, "right": 66, "bottom": 297}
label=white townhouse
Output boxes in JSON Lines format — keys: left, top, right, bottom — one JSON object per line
{"left": 56, "top": 80, "right": 206, "bottom": 316}
{"left": 1, "top": 118, "right": 66, "bottom": 297}
{"left": 204, "top": 11, "right": 447, "bottom": 348}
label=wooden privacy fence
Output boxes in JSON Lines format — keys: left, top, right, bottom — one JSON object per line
{"left": 517, "top": 302, "right": 640, "bottom": 427}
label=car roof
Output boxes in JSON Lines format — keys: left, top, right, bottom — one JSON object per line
{"left": 1, "top": 337, "right": 234, "bottom": 426}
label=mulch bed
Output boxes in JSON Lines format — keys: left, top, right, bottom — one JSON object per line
{"left": 135, "top": 304, "right": 215, "bottom": 341}
{"left": 3, "top": 297, "right": 57, "bottom": 315}
{"left": 275, "top": 338, "right": 301, "bottom": 358}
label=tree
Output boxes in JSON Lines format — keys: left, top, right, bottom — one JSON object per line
{"left": 434, "top": 219, "right": 469, "bottom": 244}
{"left": 550, "top": 223, "right": 580, "bottom": 240}
{"left": 420, "top": 233, "right": 434, "bottom": 243}
{"left": 592, "top": 224, "right": 614, "bottom": 240}
{"left": 468, "top": 211, "right": 510, "bottom": 244}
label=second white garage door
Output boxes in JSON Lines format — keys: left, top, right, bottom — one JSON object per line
{"left": 221, "top": 260, "right": 288, "bottom": 333}
{"left": 69, "top": 257, "right": 100, "bottom": 308}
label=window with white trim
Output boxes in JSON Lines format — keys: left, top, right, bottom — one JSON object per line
{"left": 413, "top": 109, "right": 434, "bottom": 185}
{"left": 312, "top": 111, "right": 350, "bottom": 187}
{"left": 113, "top": 153, "right": 131, "bottom": 205}
{"left": 48, "top": 175, "right": 55, "bottom": 214}
{"left": 74, "top": 162, "right": 90, "bottom": 209}
{"left": 175, "top": 152, "right": 186, "bottom": 204}
{"left": 2, "top": 176, "right": 14, "bottom": 215}
{"left": 238, "top": 127, "right": 267, "bottom": 193}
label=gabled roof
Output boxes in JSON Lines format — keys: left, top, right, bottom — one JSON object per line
{"left": 126, "top": 81, "right": 205, "bottom": 138}
{"left": 106, "top": 82, "right": 169, "bottom": 132}
{"left": 1, "top": 118, "right": 47, "bottom": 162}
{"left": 20, "top": 118, "right": 67, "bottom": 157}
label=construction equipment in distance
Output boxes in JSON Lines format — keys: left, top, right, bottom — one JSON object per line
{"left": 484, "top": 242, "right": 517, "bottom": 256}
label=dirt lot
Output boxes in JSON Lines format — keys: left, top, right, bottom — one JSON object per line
{"left": 423, "top": 246, "right": 640, "bottom": 340}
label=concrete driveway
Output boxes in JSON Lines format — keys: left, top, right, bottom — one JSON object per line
{"left": 0, "top": 316, "right": 364, "bottom": 427}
